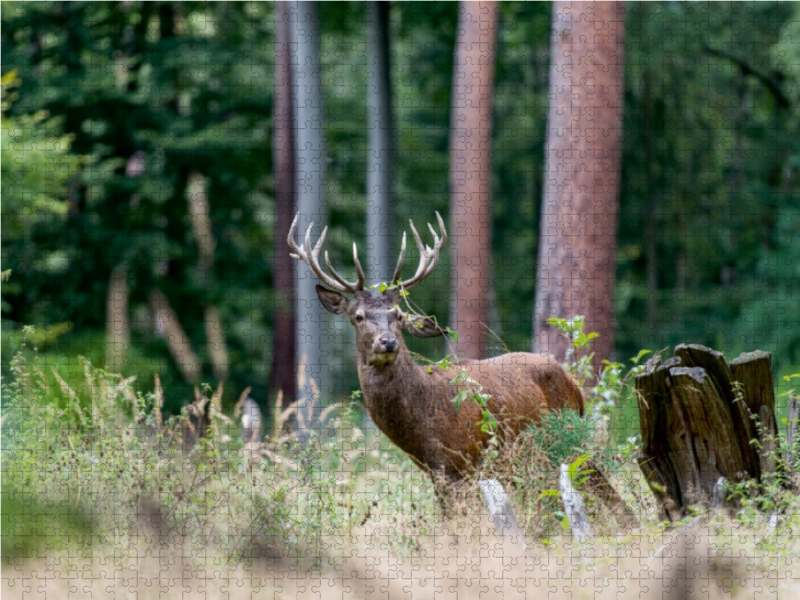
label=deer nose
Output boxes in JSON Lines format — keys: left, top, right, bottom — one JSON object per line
{"left": 378, "top": 335, "right": 398, "bottom": 353}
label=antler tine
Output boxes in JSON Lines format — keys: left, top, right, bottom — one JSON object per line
{"left": 324, "top": 250, "right": 358, "bottom": 291}
{"left": 418, "top": 212, "right": 447, "bottom": 279}
{"left": 287, "top": 213, "right": 355, "bottom": 294}
{"left": 287, "top": 213, "right": 303, "bottom": 259}
{"left": 406, "top": 219, "right": 432, "bottom": 284}
{"left": 391, "top": 231, "right": 408, "bottom": 284}
{"left": 435, "top": 210, "right": 448, "bottom": 246}
{"left": 399, "top": 212, "right": 447, "bottom": 291}
{"left": 352, "top": 242, "right": 366, "bottom": 291}
{"left": 303, "top": 223, "right": 349, "bottom": 292}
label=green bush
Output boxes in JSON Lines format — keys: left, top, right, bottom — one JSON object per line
{"left": 527, "top": 409, "right": 592, "bottom": 467}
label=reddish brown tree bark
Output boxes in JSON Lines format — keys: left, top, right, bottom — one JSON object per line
{"left": 268, "top": 2, "right": 296, "bottom": 407}
{"left": 533, "top": 1, "right": 626, "bottom": 368}
{"left": 449, "top": 1, "right": 498, "bottom": 360}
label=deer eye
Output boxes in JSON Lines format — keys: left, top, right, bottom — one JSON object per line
{"left": 355, "top": 314, "right": 364, "bottom": 323}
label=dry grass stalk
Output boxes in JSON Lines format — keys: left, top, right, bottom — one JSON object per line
{"left": 319, "top": 402, "right": 344, "bottom": 425}
{"left": 52, "top": 368, "right": 85, "bottom": 422}
{"left": 234, "top": 386, "right": 253, "bottom": 417}
{"left": 82, "top": 358, "right": 99, "bottom": 422}
{"left": 153, "top": 373, "right": 163, "bottom": 429}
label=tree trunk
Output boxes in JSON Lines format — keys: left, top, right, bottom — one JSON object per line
{"left": 105, "top": 264, "right": 130, "bottom": 373}
{"left": 533, "top": 1, "right": 626, "bottom": 367}
{"left": 636, "top": 345, "right": 779, "bottom": 521}
{"left": 187, "top": 172, "right": 230, "bottom": 382}
{"left": 366, "top": 1, "right": 396, "bottom": 284}
{"left": 289, "top": 1, "right": 327, "bottom": 422}
{"left": 449, "top": 1, "right": 498, "bottom": 360}
{"left": 269, "top": 1, "right": 297, "bottom": 408}
{"left": 150, "top": 289, "right": 201, "bottom": 383}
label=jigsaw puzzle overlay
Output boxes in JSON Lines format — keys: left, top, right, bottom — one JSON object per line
{"left": 3, "top": 2, "right": 800, "bottom": 598}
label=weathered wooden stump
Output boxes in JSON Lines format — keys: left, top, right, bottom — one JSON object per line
{"left": 636, "top": 345, "right": 778, "bottom": 521}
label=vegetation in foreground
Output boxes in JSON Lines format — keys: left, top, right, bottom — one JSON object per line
{"left": 2, "top": 328, "right": 800, "bottom": 598}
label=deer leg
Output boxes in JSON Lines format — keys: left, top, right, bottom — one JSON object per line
{"left": 429, "top": 468, "right": 457, "bottom": 517}
{"left": 431, "top": 467, "right": 470, "bottom": 519}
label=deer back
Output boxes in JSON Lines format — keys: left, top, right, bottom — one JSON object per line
{"left": 359, "top": 350, "right": 585, "bottom": 479}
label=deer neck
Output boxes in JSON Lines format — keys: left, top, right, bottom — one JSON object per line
{"left": 355, "top": 343, "right": 430, "bottom": 426}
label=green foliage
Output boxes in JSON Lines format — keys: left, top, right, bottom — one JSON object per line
{"left": 528, "top": 410, "right": 592, "bottom": 467}
{"left": 548, "top": 315, "right": 652, "bottom": 446}
{"left": 546, "top": 316, "right": 597, "bottom": 385}
{"left": 0, "top": 335, "right": 439, "bottom": 561}
{"left": 619, "top": 2, "right": 800, "bottom": 370}
{"left": 1, "top": 70, "right": 84, "bottom": 237}
{"left": 449, "top": 369, "right": 497, "bottom": 449}
{"left": 780, "top": 374, "right": 800, "bottom": 468}
{"left": 3, "top": 1, "right": 800, "bottom": 417}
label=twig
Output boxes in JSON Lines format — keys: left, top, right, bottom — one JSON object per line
{"left": 704, "top": 45, "right": 789, "bottom": 108}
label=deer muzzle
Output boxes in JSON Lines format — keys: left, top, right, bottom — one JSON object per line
{"left": 374, "top": 334, "right": 398, "bottom": 354}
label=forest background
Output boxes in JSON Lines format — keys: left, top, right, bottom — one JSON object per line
{"left": 3, "top": 1, "right": 800, "bottom": 438}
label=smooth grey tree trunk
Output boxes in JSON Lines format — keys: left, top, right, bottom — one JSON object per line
{"left": 366, "top": 1, "right": 396, "bottom": 284}
{"left": 289, "top": 1, "right": 327, "bottom": 432}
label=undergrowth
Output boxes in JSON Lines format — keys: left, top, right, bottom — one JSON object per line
{"left": 3, "top": 324, "right": 800, "bottom": 570}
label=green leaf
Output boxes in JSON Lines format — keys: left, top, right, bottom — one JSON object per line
{"left": 568, "top": 453, "right": 592, "bottom": 483}
{"left": 451, "top": 390, "right": 468, "bottom": 413}
{"left": 538, "top": 489, "right": 561, "bottom": 500}
{"left": 448, "top": 330, "right": 458, "bottom": 342}
{"left": 450, "top": 370, "right": 470, "bottom": 385}
{"left": 631, "top": 349, "right": 652, "bottom": 365}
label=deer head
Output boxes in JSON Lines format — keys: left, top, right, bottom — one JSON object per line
{"left": 288, "top": 213, "right": 448, "bottom": 367}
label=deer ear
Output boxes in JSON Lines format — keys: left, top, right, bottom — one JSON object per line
{"left": 316, "top": 285, "right": 350, "bottom": 315}
{"left": 401, "top": 314, "right": 446, "bottom": 339}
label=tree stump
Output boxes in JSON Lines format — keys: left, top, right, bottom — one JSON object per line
{"left": 635, "top": 345, "right": 778, "bottom": 520}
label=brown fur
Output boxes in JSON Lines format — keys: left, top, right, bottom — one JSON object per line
{"left": 317, "top": 286, "right": 586, "bottom": 484}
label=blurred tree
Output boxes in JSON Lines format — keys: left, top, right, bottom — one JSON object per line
{"left": 1, "top": 69, "right": 83, "bottom": 322}
{"left": 1, "top": 2, "right": 275, "bottom": 410}
{"left": 366, "top": 1, "right": 396, "bottom": 284}
{"left": 3, "top": 1, "right": 800, "bottom": 417}
{"left": 290, "top": 0, "right": 328, "bottom": 421}
{"left": 533, "top": 1, "right": 626, "bottom": 368}
{"left": 449, "top": 1, "right": 498, "bottom": 360}
{"left": 269, "top": 1, "right": 297, "bottom": 408}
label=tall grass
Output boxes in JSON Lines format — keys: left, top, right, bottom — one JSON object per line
{"left": 3, "top": 329, "right": 800, "bottom": 598}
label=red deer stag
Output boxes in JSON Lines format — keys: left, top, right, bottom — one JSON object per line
{"left": 288, "top": 213, "right": 585, "bottom": 488}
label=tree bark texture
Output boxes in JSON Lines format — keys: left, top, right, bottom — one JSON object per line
{"left": 449, "top": 1, "right": 498, "bottom": 360}
{"left": 269, "top": 1, "right": 297, "bottom": 408}
{"left": 366, "top": 1, "right": 396, "bottom": 284}
{"left": 636, "top": 345, "right": 778, "bottom": 521}
{"left": 290, "top": 0, "right": 327, "bottom": 417}
{"left": 533, "top": 1, "right": 626, "bottom": 367}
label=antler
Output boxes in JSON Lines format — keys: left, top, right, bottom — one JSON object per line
{"left": 288, "top": 214, "right": 366, "bottom": 294}
{"left": 392, "top": 211, "right": 447, "bottom": 290}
